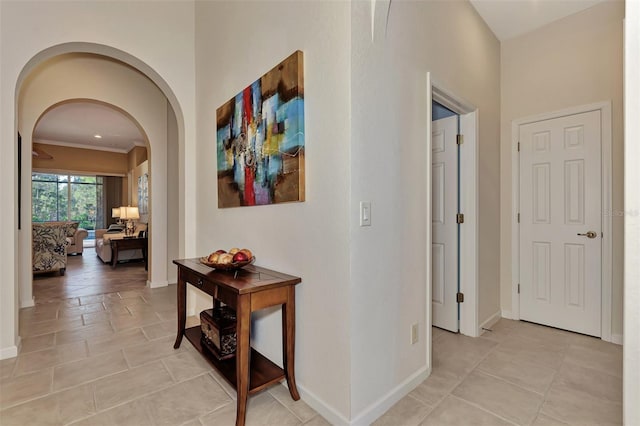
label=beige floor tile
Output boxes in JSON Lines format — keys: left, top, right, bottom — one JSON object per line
{"left": 68, "top": 398, "right": 152, "bottom": 426}
{"left": 62, "top": 298, "right": 81, "bottom": 307}
{"left": 118, "top": 290, "right": 145, "bottom": 299}
{"left": 142, "top": 373, "right": 231, "bottom": 425}
{"left": 19, "top": 333, "right": 55, "bottom": 354}
{"left": 269, "top": 382, "right": 317, "bottom": 422}
{"left": 433, "top": 333, "right": 497, "bottom": 378}
{"left": 53, "top": 350, "right": 128, "bottom": 391}
{"left": 124, "top": 335, "right": 185, "bottom": 367}
{"left": 476, "top": 350, "right": 557, "bottom": 394}
{"left": 155, "top": 307, "right": 177, "bottom": 322}
{"left": 0, "top": 357, "right": 17, "bottom": 380}
{"left": 372, "top": 394, "right": 432, "bottom": 426}
{"left": 0, "top": 368, "right": 53, "bottom": 409}
{"left": 209, "top": 368, "right": 238, "bottom": 400}
{"left": 431, "top": 326, "right": 447, "bottom": 342}
{"left": 87, "top": 327, "right": 148, "bottom": 356}
{"left": 564, "top": 340, "right": 623, "bottom": 378}
{"left": 111, "top": 310, "right": 162, "bottom": 332}
{"left": 19, "top": 308, "right": 59, "bottom": 324}
{"left": 93, "top": 360, "right": 174, "bottom": 410}
{"left": 81, "top": 310, "right": 120, "bottom": 326}
{"left": 104, "top": 295, "right": 148, "bottom": 309}
{"left": 200, "top": 390, "right": 299, "bottom": 426}
{"left": 142, "top": 320, "right": 175, "bottom": 340}
{"left": 409, "top": 368, "right": 460, "bottom": 406}
{"left": 303, "top": 415, "right": 332, "bottom": 426}
{"left": 162, "top": 351, "right": 212, "bottom": 383}
{"left": 517, "top": 322, "right": 574, "bottom": 347}
{"left": 79, "top": 293, "right": 121, "bottom": 305}
{"left": 541, "top": 381, "right": 622, "bottom": 425}
{"left": 420, "top": 395, "right": 513, "bottom": 426}
{"left": 553, "top": 362, "right": 622, "bottom": 403}
{"left": 479, "top": 319, "right": 519, "bottom": 343}
{"left": 55, "top": 322, "right": 114, "bottom": 345}
{"left": 20, "top": 317, "right": 84, "bottom": 338}
{"left": 493, "top": 335, "right": 566, "bottom": 370}
{"left": 453, "top": 370, "right": 543, "bottom": 425}
{"left": 532, "top": 413, "right": 569, "bottom": 426}
{"left": 0, "top": 383, "right": 95, "bottom": 426}
{"left": 14, "top": 341, "right": 87, "bottom": 376}
{"left": 58, "top": 302, "right": 105, "bottom": 318}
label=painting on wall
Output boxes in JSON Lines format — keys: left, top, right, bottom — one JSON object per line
{"left": 216, "top": 50, "right": 305, "bottom": 208}
{"left": 138, "top": 173, "right": 148, "bottom": 215}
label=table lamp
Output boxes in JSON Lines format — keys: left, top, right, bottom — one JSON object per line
{"left": 112, "top": 207, "right": 122, "bottom": 225}
{"left": 119, "top": 206, "right": 140, "bottom": 237}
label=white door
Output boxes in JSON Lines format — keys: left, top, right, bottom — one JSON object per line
{"left": 519, "top": 110, "right": 602, "bottom": 337}
{"left": 432, "top": 115, "right": 458, "bottom": 332}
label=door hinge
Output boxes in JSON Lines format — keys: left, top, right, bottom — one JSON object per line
{"left": 517, "top": 142, "right": 520, "bottom": 152}
{"left": 517, "top": 283, "right": 520, "bottom": 294}
{"left": 456, "top": 134, "right": 464, "bottom": 145}
{"left": 517, "top": 213, "right": 520, "bottom": 223}
{"left": 456, "top": 292, "right": 464, "bottom": 303}
{"left": 456, "top": 213, "right": 464, "bottom": 224}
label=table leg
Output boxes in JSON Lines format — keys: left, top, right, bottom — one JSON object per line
{"left": 173, "top": 276, "right": 186, "bottom": 349}
{"left": 111, "top": 245, "right": 118, "bottom": 269}
{"left": 235, "top": 294, "right": 251, "bottom": 426}
{"left": 282, "top": 286, "right": 300, "bottom": 400}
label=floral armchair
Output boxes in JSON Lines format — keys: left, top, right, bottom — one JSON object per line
{"left": 32, "top": 223, "right": 68, "bottom": 275}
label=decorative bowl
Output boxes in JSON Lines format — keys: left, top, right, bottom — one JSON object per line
{"left": 199, "top": 256, "right": 255, "bottom": 271}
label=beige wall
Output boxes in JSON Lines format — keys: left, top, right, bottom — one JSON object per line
{"left": 350, "top": 0, "right": 500, "bottom": 418}
{"left": 500, "top": 1, "right": 624, "bottom": 336}
{"left": 127, "top": 146, "right": 147, "bottom": 171}
{"left": 195, "top": 1, "right": 352, "bottom": 421}
{"left": 32, "top": 142, "right": 128, "bottom": 176}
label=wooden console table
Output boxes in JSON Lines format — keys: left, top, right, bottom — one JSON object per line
{"left": 110, "top": 237, "right": 148, "bottom": 270}
{"left": 172, "top": 258, "right": 302, "bottom": 426}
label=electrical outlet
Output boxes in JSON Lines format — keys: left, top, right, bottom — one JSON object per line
{"left": 411, "top": 323, "right": 419, "bottom": 345}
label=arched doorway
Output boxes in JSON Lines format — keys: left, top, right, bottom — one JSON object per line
{"left": 16, "top": 46, "right": 183, "bottom": 308}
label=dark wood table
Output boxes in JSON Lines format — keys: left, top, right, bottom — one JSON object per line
{"left": 110, "top": 237, "right": 148, "bottom": 270}
{"left": 172, "top": 258, "right": 301, "bottom": 426}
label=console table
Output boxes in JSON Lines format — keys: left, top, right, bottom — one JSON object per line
{"left": 172, "top": 258, "right": 302, "bottom": 426}
{"left": 110, "top": 237, "right": 148, "bottom": 270}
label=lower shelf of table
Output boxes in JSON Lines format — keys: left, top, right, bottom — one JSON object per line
{"left": 184, "top": 326, "right": 285, "bottom": 395}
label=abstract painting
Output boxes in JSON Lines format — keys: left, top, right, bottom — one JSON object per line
{"left": 216, "top": 50, "right": 305, "bottom": 208}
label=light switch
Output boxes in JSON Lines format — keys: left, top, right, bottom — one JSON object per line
{"left": 360, "top": 201, "right": 371, "bottom": 226}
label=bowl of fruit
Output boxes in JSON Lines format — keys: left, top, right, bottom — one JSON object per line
{"left": 200, "top": 248, "right": 254, "bottom": 271}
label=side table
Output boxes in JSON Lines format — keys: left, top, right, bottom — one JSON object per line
{"left": 172, "top": 258, "right": 302, "bottom": 426}
{"left": 110, "top": 237, "right": 148, "bottom": 270}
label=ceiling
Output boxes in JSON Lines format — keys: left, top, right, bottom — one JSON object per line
{"left": 469, "top": 0, "right": 611, "bottom": 41}
{"left": 32, "top": 1, "right": 610, "bottom": 152}
{"left": 33, "top": 101, "right": 145, "bottom": 153}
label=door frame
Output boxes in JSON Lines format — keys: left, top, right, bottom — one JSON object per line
{"left": 426, "top": 73, "right": 480, "bottom": 342}
{"left": 511, "top": 101, "right": 613, "bottom": 342}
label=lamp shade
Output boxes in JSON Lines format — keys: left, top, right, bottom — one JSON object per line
{"left": 119, "top": 206, "right": 140, "bottom": 220}
{"left": 111, "top": 207, "right": 121, "bottom": 218}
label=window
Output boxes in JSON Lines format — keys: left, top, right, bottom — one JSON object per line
{"left": 32, "top": 173, "right": 103, "bottom": 231}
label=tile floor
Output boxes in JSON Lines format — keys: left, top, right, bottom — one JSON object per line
{"left": 3, "top": 256, "right": 623, "bottom": 425}
{"left": 375, "top": 320, "right": 623, "bottom": 426}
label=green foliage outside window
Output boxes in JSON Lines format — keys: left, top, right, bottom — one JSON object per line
{"left": 32, "top": 173, "right": 102, "bottom": 230}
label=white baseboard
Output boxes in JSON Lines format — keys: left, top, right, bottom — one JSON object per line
{"left": 283, "top": 382, "right": 351, "bottom": 426}
{"left": 501, "top": 310, "right": 513, "bottom": 320}
{"left": 611, "top": 333, "right": 623, "bottom": 345}
{"left": 147, "top": 280, "right": 169, "bottom": 288}
{"left": 479, "top": 310, "right": 502, "bottom": 335}
{"left": 287, "top": 367, "right": 430, "bottom": 426}
{"left": 20, "top": 297, "right": 35, "bottom": 308}
{"left": 0, "top": 340, "right": 19, "bottom": 360}
{"left": 350, "top": 366, "right": 430, "bottom": 426}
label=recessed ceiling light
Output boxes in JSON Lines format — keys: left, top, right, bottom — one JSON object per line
{"left": 94, "top": 134, "right": 102, "bottom": 139}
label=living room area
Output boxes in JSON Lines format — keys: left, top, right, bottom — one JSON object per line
{"left": 30, "top": 101, "right": 151, "bottom": 302}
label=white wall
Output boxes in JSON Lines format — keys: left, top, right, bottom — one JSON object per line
{"left": 0, "top": 1, "right": 195, "bottom": 358}
{"left": 18, "top": 54, "right": 169, "bottom": 299}
{"left": 624, "top": 0, "right": 640, "bottom": 423}
{"left": 194, "top": 1, "right": 352, "bottom": 422}
{"left": 500, "top": 1, "right": 625, "bottom": 336}
{"left": 349, "top": 0, "right": 500, "bottom": 420}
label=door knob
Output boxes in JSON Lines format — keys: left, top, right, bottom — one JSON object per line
{"left": 577, "top": 231, "right": 597, "bottom": 239}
